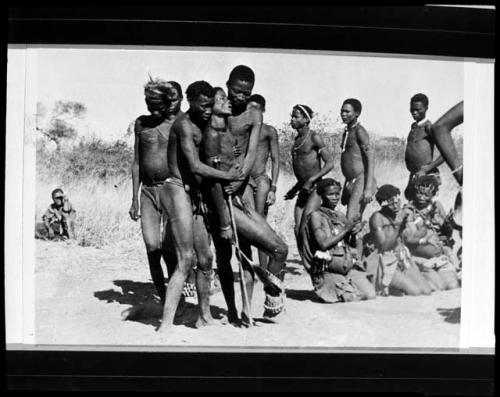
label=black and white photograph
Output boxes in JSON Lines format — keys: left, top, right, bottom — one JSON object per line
{"left": 5, "top": 7, "right": 494, "bottom": 366}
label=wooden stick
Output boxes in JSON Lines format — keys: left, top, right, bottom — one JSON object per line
{"left": 227, "top": 196, "right": 253, "bottom": 327}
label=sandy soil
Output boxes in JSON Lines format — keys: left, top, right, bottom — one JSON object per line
{"left": 35, "top": 240, "right": 460, "bottom": 349}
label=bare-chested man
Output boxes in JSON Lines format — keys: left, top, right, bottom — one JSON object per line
{"left": 299, "top": 178, "right": 376, "bottom": 303}
{"left": 401, "top": 176, "right": 459, "bottom": 290}
{"left": 368, "top": 184, "right": 432, "bottom": 296}
{"left": 404, "top": 93, "right": 444, "bottom": 200}
{"left": 431, "top": 101, "right": 463, "bottom": 186}
{"left": 157, "top": 81, "right": 243, "bottom": 333}
{"left": 203, "top": 67, "right": 288, "bottom": 325}
{"left": 284, "top": 104, "right": 334, "bottom": 240}
{"left": 245, "top": 94, "right": 280, "bottom": 269}
{"left": 129, "top": 78, "right": 183, "bottom": 303}
{"left": 340, "top": 98, "right": 376, "bottom": 221}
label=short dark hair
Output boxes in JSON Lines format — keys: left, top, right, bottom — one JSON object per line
{"left": 317, "top": 178, "right": 341, "bottom": 195}
{"left": 228, "top": 65, "right": 255, "bottom": 85}
{"left": 52, "top": 188, "right": 64, "bottom": 197}
{"left": 375, "top": 184, "right": 400, "bottom": 204}
{"left": 248, "top": 94, "right": 266, "bottom": 110}
{"left": 343, "top": 98, "right": 362, "bottom": 114}
{"left": 413, "top": 175, "right": 439, "bottom": 193}
{"left": 186, "top": 81, "right": 215, "bottom": 101}
{"left": 410, "top": 93, "right": 429, "bottom": 107}
{"left": 167, "top": 81, "right": 183, "bottom": 98}
{"left": 293, "top": 104, "right": 314, "bottom": 120}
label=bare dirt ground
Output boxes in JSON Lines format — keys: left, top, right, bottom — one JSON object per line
{"left": 35, "top": 239, "right": 460, "bottom": 349}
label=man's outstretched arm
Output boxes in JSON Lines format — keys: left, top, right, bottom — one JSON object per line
{"left": 431, "top": 101, "right": 463, "bottom": 185}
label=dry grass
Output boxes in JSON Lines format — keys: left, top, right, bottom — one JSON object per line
{"left": 36, "top": 158, "right": 460, "bottom": 250}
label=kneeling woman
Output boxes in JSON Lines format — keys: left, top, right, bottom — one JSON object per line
{"left": 300, "top": 178, "right": 376, "bottom": 303}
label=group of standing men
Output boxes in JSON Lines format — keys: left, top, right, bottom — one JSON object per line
{"left": 128, "top": 63, "right": 464, "bottom": 333}
{"left": 130, "top": 65, "right": 286, "bottom": 332}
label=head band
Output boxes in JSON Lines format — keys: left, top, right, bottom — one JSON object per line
{"left": 296, "top": 105, "right": 312, "bottom": 121}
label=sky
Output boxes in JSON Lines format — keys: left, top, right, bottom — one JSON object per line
{"left": 28, "top": 46, "right": 465, "bottom": 142}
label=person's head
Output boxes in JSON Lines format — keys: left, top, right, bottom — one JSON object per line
{"left": 212, "top": 87, "right": 233, "bottom": 116}
{"left": 341, "top": 98, "right": 362, "bottom": 125}
{"left": 247, "top": 94, "right": 266, "bottom": 112}
{"left": 317, "top": 178, "right": 342, "bottom": 209}
{"left": 226, "top": 65, "right": 255, "bottom": 111}
{"left": 165, "top": 80, "right": 183, "bottom": 115}
{"left": 186, "top": 80, "right": 215, "bottom": 122}
{"left": 51, "top": 188, "right": 64, "bottom": 206}
{"left": 290, "top": 104, "right": 313, "bottom": 130}
{"left": 144, "top": 78, "right": 173, "bottom": 119}
{"left": 410, "top": 93, "right": 429, "bottom": 122}
{"left": 412, "top": 175, "right": 439, "bottom": 207}
{"left": 375, "top": 184, "right": 401, "bottom": 213}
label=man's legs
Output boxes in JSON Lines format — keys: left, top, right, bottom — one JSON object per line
{"left": 253, "top": 176, "right": 271, "bottom": 269}
{"left": 233, "top": 202, "right": 288, "bottom": 320}
{"left": 192, "top": 213, "right": 215, "bottom": 327}
{"left": 140, "top": 188, "right": 167, "bottom": 303}
{"left": 158, "top": 183, "right": 196, "bottom": 332}
{"left": 206, "top": 211, "right": 239, "bottom": 324}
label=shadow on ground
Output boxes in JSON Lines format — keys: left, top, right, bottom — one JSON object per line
{"left": 94, "top": 280, "right": 228, "bottom": 329}
{"left": 437, "top": 307, "right": 461, "bottom": 324}
{"left": 285, "top": 288, "right": 323, "bottom": 303}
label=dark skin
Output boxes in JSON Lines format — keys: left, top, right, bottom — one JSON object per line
{"left": 246, "top": 100, "right": 280, "bottom": 269}
{"left": 158, "top": 93, "right": 244, "bottom": 334}
{"left": 285, "top": 108, "right": 334, "bottom": 238}
{"left": 369, "top": 195, "right": 432, "bottom": 296}
{"left": 128, "top": 88, "right": 183, "bottom": 303}
{"left": 430, "top": 101, "right": 463, "bottom": 185}
{"left": 405, "top": 101, "right": 444, "bottom": 176}
{"left": 310, "top": 186, "right": 361, "bottom": 252}
{"left": 45, "top": 193, "right": 75, "bottom": 239}
{"left": 203, "top": 78, "right": 287, "bottom": 325}
{"left": 402, "top": 186, "right": 459, "bottom": 290}
{"left": 308, "top": 185, "right": 375, "bottom": 300}
{"left": 340, "top": 103, "right": 375, "bottom": 219}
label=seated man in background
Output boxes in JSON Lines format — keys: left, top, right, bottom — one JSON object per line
{"left": 402, "top": 176, "right": 460, "bottom": 290}
{"left": 35, "top": 188, "right": 76, "bottom": 240}
{"left": 300, "top": 178, "right": 376, "bottom": 303}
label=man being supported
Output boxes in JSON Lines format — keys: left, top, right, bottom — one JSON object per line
{"left": 129, "top": 78, "right": 185, "bottom": 304}
{"left": 203, "top": 66, "right": 288, "bottom": 325}
{"left": 402, "top": 176, "right": 460, "bottom": 290}
{"left": 404, "top": 93, "right": 444, "bottom": 200}
{"left": 245, "top": 94, "right": 280, "bottom": 269}
{"left": 300, "top": 179, "right": 376, "bottom": 303}
{"left": 35, "top": 188, "right": 76, "bottom": 240}
{"left": 158, "top": 81, "right": 243, "bottom": 333}
{"left": 284, "top": 104, "right": 334, "bottom": 240}
{"left": 368, "top": 184, "right": 433, "bottom": 296}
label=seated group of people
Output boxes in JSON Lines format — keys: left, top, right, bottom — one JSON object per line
{"left": 299, "top": 176, "right": 461, "bottom": 304}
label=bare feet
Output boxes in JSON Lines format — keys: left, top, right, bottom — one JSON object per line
{"left": 195, "top": 314, "right": 216, "bottom": 328}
